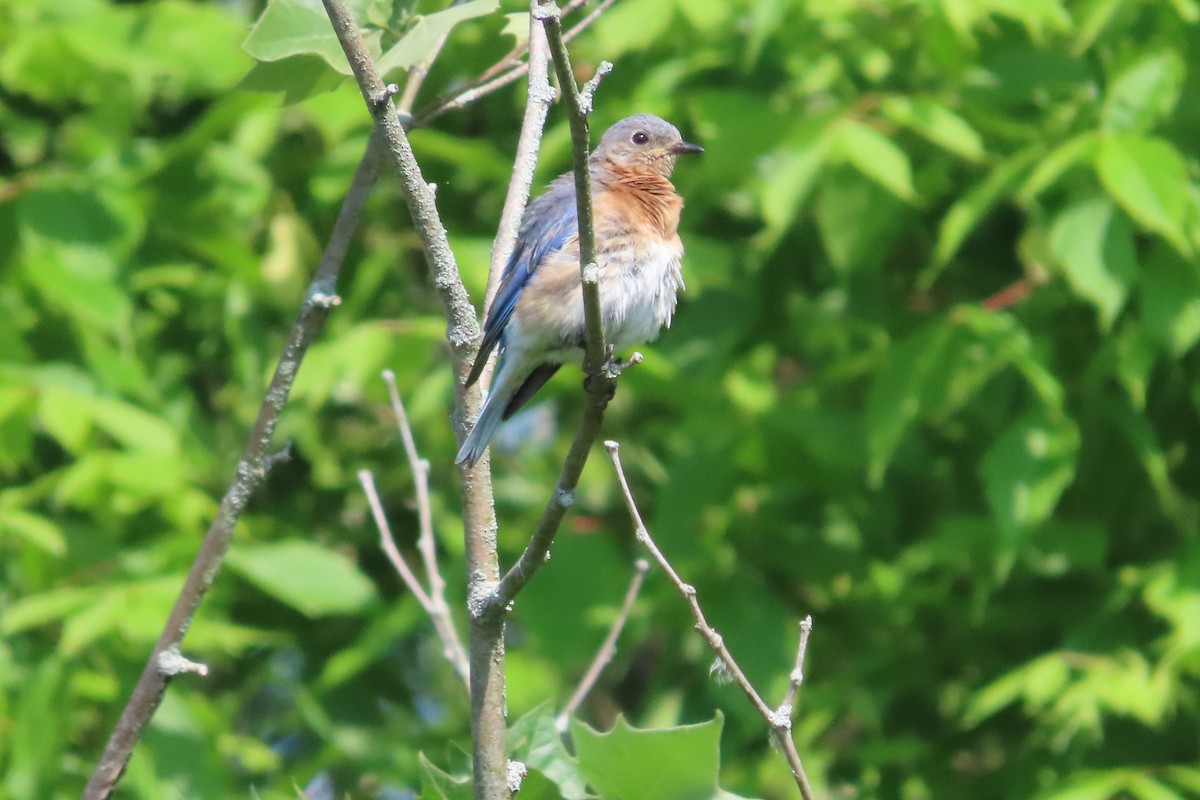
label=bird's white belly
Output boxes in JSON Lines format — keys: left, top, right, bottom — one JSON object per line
{"left": 601, "top": 239, "right": 683, "bottom": 351}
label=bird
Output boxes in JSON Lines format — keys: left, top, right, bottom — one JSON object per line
{"left": 455, "top": 114, "right": 702, "bottom": 467}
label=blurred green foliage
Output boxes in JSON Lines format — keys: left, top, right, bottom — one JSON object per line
{"left": 3, "top": 0, "right": 1200, "bottom": 797}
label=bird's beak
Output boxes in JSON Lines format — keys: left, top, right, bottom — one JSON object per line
{"left": 671, "top": 140, "right": 704, "bottom": 155}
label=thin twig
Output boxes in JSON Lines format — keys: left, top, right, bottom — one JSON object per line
{"left": 604, "top": 441, "right": 818, "bottom": 800}
{"left": 381, "top": 370, "right": 471, "bottom": 685}
{"left": 477, "top": 6, "right": 553, "bottom": 391}
{"left": 484, "top": 11, "right": 553, "bottom": 318}
{"left": 80, "top": 148, "right": 378, "bottom": 799}
{"left": 358, "top": 467, "right": 470, "bottom": 688}
{"left": 412, "top": 0, "right": 616, "bottom": 127}
{"left": 557, "top": 558, "right": 649, "bottom": 728}
{"left": 318, "top": 2, "right": 508, "bottom": 797}
{"left": 779, "top": 616, "right": 813, "bottom": 718}
{"left": 359, "top": 469, "right": 435, "bottom": 610}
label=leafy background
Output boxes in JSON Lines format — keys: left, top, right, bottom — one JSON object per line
{"left": 3, "top": 0, "right": 1200, "bottom": 797}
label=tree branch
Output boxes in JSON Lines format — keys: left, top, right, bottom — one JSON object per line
{"left": 81, "top": 249, "right": 354, "bottom": 800}
{"left": 536, "top": 0, "right": 610, "bottom": 372}
{"left": 476, "top": 9, "right": 553, "bottom": 392}
{"left": 604, "top": 441, "right": 818, "bottom": 800}
{"left": 486, "top": 0, "right": 617, "bottom": 612}
{"left": 318, "top": 2, "right": 510, "bottom": 797}
{"left": 359, "top": 465, "right": 470, "bottom": 689}
{"left": 380, "top": 371, "right": 468, "bottom": 684}
{"left": 557, "top": 558, "right": 649, "bottom": 729}
{"left": 412, "top": 0, "right": 616, "bottom": 128}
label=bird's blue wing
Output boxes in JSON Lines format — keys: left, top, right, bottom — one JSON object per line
{"left": 465, "top": 179, "right": 578, "bottom": 386}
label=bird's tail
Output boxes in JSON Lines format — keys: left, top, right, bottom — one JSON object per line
{"left": 455, "top": 392, "right": 507, "bottom": 467}
{"left": 455, "top": 357, "right": 520, "bottom": 467}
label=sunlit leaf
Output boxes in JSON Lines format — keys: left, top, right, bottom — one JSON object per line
{"left": 835, "top": 119, "right": 918, "bottom": 202}
{"left": 980, "top": 409, "right": 1079, "bottom": 539}
{"left": 377, "top": 0, "right": 499, "bottom": 75}
{"left": 1049, "top": 197, "right": 1136, "bottom": 328}
{"left": 226, "top": 540, "right": 377, "bottom": 617}
{"left": 1102, "top": 52, "right": 1185, "bottom": 134}
{"left": 571, "top": 713, "right": 757, "bottom": 800}
{"left": 1096, "top": 134, "right": 1191, "bottom": 255}
{"left": 880, "top": 96, "right": 985, "bottom": 161}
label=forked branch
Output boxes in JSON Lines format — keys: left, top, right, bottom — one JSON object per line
{"left": 605, "top": 441, "right": 818, "bottom": 800}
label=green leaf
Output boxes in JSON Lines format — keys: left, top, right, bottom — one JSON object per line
{"left": 1049, "top": 197, "right": 1136, "bottom": 328}
{"left": 89, "top": 397, "right": 180, "bottom": 455}
{"left": 1102, "top": 52, "right": 1185, "bottom": 134}
{"left": 1140, "top": 247, "right": 1200, "bottom": 356}
{"left": 980, "top": 409, "right": 1080, "bottom": 539}
{"left": 509, "top": 705, "right": 590, "bottom": 800}
{"left": 37, "top": 387, "right": 95, "bottom": 453}
{"left": 17, "top": 186, "right": 136, "bottom": 333}
{"left": 0, "top": 508, "right": 65, "bottom": 556}
{"left": 1096, "top": 134, "right": 1191, "bottom": 255}
{"left": 1017, "top": 132, "right": 1098, "bottom": 204}
{"left": 571, "top": 713, "right": 757, "bottom": 800}
{"left": 377, "top": 0, "right": 499, "bottom": 75}
{"left": 880, "top": 96, "right": 985, "bottom": 161}
{"left": 834, "top": 119, "right": 917, "bottom": 202}
{"left": 238, "top": 54, "right": 343, "bottom": 103}
{"left": 754, "top": 117, "right": 834, "bottom": 251}
{"left": 417, "top": 753, "right": 473, "bottom": 800}
{"left": 815, "top": 168, "right": 905, "bottom": 274}
{"left": 243, "top": 0, "right": 372, "bottom": 75}
{"left": 226, "top": 540, "right": 376, "bottom": 617}
{"left": 866, "top": 322, "right": 955, "bottom": 485}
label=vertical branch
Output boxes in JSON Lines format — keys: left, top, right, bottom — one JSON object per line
{"left": 535, "top": 0, "right": 609, "bottom": 372}
{"left": 479, "top": 7, "right": 553, "bottom": 390}
{"left": 317, "top": 1, "right": 507, "bottom": 796}
{"left": 488, "top": 0, "right": 618, "bottom": 610}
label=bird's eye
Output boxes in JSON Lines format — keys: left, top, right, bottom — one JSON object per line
{"left": 631, "top": 131, "right": 649, "bottom": 145}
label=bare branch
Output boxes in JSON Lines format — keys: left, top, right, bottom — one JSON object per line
{"left": 477, "top": 10, "right": 553, "bottom": 390}
{"left": 485, "top": 18, "right": 553, "bottom": 316}
{"left": 604, "top": 441, "right": 818, "bottom": 800}
{"left": 82, "top": 247, "right": 351, "bottom": 800}
{"left": 412, "top": 0, "right": 616, "bottom": 127}
{"left": 558, "top": 558, "right": 649, "bottom": 728}
{"left": 318, "top": 2, "right": 508, "bottom": 797}
{"left": 779, "top": 616, "right": 813, "bottom": 718}
{"left": 381, "top": 370, "right": 471, "bottom": 685}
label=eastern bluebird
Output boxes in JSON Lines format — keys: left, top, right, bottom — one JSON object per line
{"left": 455, "top": 114, "right": 702, "bottom": 467}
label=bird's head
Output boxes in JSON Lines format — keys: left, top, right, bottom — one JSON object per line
{"left": 591, "top": 114, "right": 703, "bottom": 178}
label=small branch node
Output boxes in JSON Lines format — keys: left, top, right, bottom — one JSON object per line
{"left": 634, "top": 558, "right": 650, "bottom": 574}
{"left": 531, "top": 1, "right": 560, "bottom": 21}
{"left": 372, "top": 83, "right": 400, "bottom": 110}
{"left": 581, "top": 261, "right": 600, "bottom": 285}
{"left": 156, "top": 645, "right": 209, "bottom": 678}
{"left": 555, "top": 487, "right": 575, "bottom": 508}
{"left": 769, "top": 705, "right": 794, "bottom": 730}
{"left": 604, "top": 440, "right": 619, "bottom": 453}
{"left": 309, "top": 290, "right": 342, "bottom": 309}
{"left": 428, "top": 182, "right": 438, "bottom": 197}
{"left": 507, "top": 760, "right": 528, "bottom": 794}
{"left": 468, "top": 579, "right": 501, "bottom": 620}
{"left": 264, "top": 441, "right": 294, "bottom": 472}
